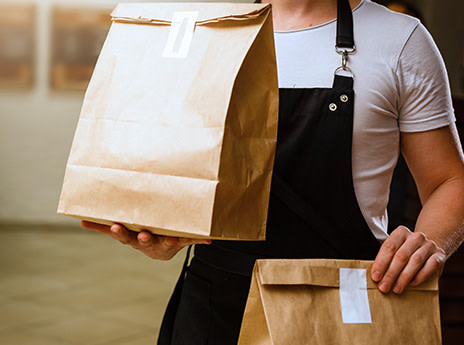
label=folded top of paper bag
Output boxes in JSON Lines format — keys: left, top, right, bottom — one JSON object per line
{"left": 111, "top": 2, "right": 270, "bottom": 25}
{"left": 255, "top": 259, "right": 438, "bottom": 291}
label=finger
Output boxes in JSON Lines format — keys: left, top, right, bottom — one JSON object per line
{"left": 378, "top": 232, "right": 427, "bottom": 293}
{"left": 163, "top": 237, "right": 211, "bottom": 247}
{"left": 164, "top": 236, "right": 180, "bottom": 246}
{"left": 133, "top": 230, "right": 163, "bottom": 251}
{"left": 136, "top": 232, "right": 210, "bottom": 258}
{"left": 81, "top": 220, "right": 111, "bottom": 233}
{"left": 110, "top": 223, "right": 138, "bottom": 245}
{"left": 410, "top": 251, "right": 446, "bottom": 286}
{"left": 137, "top": 230, "right": 153, "bottom": 245}
{"left": 371, "top": 226, "right": 410, "bottom": 282}
{"left": 144, "top": 235, "right": 186, "bottom": 260}
{"left": 160, "top": 236, "right": 198, "bottom": 250}
{"left": 136, "top": 234, "right": 187, "bottom": 251}
{"left": 193, "top": 239, "right": 212, "bottom": 245}
{"left": 390, "top": 242, "right": 435, "bottom": 294}
{"left": 136, "top": 231, "right": 170, "bottom": 251}
{"left": 178, "top": 238, "right": 212, "bottom": 246}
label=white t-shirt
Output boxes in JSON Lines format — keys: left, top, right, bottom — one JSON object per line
{"left": 274, "top": 0, "right": 455, "bottom": 241}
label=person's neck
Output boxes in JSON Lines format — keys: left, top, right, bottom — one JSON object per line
{"left": 262, "top": 0, "right": 362, "bottom": 31}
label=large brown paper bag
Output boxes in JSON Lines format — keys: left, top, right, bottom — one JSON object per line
{"left": 57, "top": 3, "right": 278, "bottom": 240}
{"left": 238, "top": 259, "right": 442, "bottom": 345}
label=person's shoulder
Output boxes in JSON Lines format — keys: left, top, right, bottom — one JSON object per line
{"left": 357, "top": 0, "right": 420, "bottom": 32}
{"left": 355, "top": 0, "right": 422, "bottom": 56}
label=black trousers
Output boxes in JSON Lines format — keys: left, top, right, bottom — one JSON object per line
{"left": 169, "top": 256, "right": 252, "bottom": 345}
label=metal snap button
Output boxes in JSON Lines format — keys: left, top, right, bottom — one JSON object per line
{"left": 340, "top": 94, "right": 349, "bottom": 103}
{"left": 329, "top": 103, "right": 337, "bottom": 111}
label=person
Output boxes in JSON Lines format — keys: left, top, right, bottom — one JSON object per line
{"left": 82, "top": 0, "right": 464, "bottom": 344}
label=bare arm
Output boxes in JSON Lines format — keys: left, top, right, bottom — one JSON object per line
{"left": 371, "top": 124, "right": 464, "bottom": 293}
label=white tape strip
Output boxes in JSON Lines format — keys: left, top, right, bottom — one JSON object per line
{"left": 339, "top": 268, "right": 372, "bottom": 324}
{"left": 163, "top": 11, "right": 198, "bottom": 59}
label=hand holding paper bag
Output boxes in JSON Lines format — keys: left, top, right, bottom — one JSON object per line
{"left": 371, "top": 226, "right": 446, "bottom": 294}
{"left": 81, "top": 221, "right": 211, "bottom": 260}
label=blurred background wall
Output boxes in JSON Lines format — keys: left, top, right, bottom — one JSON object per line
{"left": 0, "top": 0, "right": 463, "bottom": 225}
{"left": 0, "top": 0, "right": 253, "bottom": 226}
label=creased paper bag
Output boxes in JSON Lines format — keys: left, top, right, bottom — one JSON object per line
{"left": 57, "top": 3, "right": 278, "bottom": 240}
{"left": 238, "top": 259, "right": 441, "bottom": 345}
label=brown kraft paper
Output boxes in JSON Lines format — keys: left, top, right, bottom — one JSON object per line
{"left": 57, "top": 3, "right": 279, "bottom": 240}
{"left": 238, "top": 259, "right": 441, "bottom": 345}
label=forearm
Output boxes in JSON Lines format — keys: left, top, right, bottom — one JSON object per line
{"left": 370, "top": 179, "right": 463, "bottom": 293}
{"left": 414, "top": 177, "right": 464, "bottom": 258}
{"left": 372, "top": 126, "right": 464, "bottom": 293}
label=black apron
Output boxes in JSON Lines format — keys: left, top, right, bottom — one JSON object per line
{"left": 158, "top": 1, "right": 381, "bottom": 343}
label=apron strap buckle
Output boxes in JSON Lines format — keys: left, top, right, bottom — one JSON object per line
{"left": 334, "top": 47, "right": 355, "bottom": 78}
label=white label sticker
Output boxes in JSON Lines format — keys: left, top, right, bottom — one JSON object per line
{"left": 339, "top": 268, "right": 372, "bottom": 324}
{"left": 163, "top": 11, "right": 198, "bottom": 59}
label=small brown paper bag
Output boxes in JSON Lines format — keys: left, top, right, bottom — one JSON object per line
{"left": 57, "top": 3, "right": 278, "bottom": 240}
{"left": 238, "top": 259, "right": 442, "bottom": 345}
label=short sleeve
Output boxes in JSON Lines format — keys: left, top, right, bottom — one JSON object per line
{"left": 396, "top": 23, "right": 455, "bottom": 132}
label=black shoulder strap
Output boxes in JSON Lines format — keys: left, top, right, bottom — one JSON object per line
{"left": 336, "top": 0, "right": 355, "bottom": 49}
